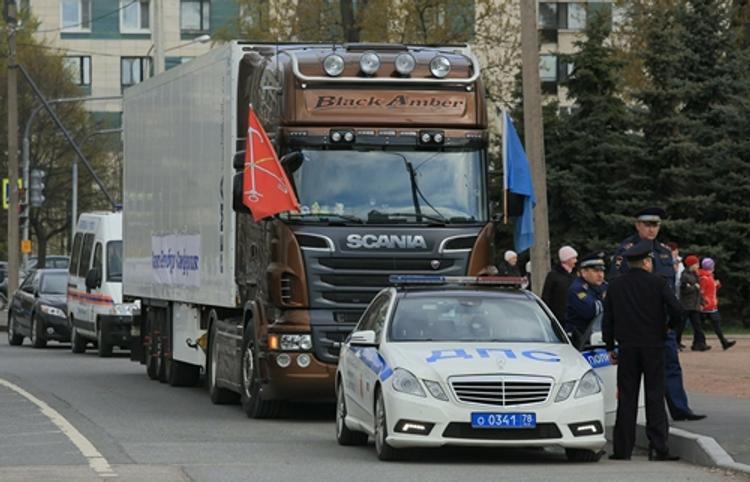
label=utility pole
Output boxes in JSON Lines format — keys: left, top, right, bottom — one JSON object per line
{"left": 5, "top": 0, "right": 20, "bottom": 294}
{"left": 519, "top": 0, "right": 551, "bottom": 295}
{"left": 153, "top": 0, "right": 165, "bottom": 75}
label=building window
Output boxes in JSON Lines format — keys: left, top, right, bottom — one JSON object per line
{"left": 60, "top": 0, "right": 91, "bottom": 32}
{"left": 181, "top": 0, "right": 210, "bottom": 32}
{"left": 121, "top": 57, "right": 151, "bottom": 90}
{"left": 567, "top": 3, "right": 587, "bottom": 30}
{"left": 63, "top": 56, "right": 91, "bottom": 86}
{"left": 121, "top": 0, "right": 150, "bottom": 33}
{"left": 539, "top": 54, "right": 558, "bottom": 82}
{"left": 539, "top": 2, "right": 558, "bottom": 29}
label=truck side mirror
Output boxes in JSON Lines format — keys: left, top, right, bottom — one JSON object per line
{"left": 233, "top": 150, "right": 246, "bottom": 170}
{"left": 85, "top": 268, "right": 100, "bottom": 293}
{"left": 280, "top": 151, "right": 305, "bottom": 175}
{"left": 232, "top": 172, "right": 251, "bottom": 214}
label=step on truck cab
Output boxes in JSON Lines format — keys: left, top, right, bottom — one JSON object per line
{"left": 68, "top": 211, "right": 137, "bottom": 357}
{"left": 123, "top": 41, "right": 494, "bottom": 415}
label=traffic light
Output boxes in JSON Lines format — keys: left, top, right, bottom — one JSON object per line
{"left": 30, "top": 169, "right": 46, "bottom": 207}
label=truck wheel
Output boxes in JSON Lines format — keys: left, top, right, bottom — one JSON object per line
{"left": 70, "top": 320, "right": 86, "bottom": 353}
{"left": 565, "top": 448, "right": 602, "bottom": 463}
{"left": 96, "top": 320, "right": 113, "bottom": 357}
{"left": 240, "top": 331, "right": 282, "bottom": 419}
{"left": 374, "top": 389, "right": 401, "bottom": 461}
{"left": 30, "top": 314, "right": 47, "bottom": 348}
{"left": 208, "top": 323, "right": 238, "bottom": 404}
{"left": 7, "top": 312, "right": 24, "bottom": 346}
{"left": 168, "top": 359, "right": 201, "bottom": 387}
{"left": 336, "top": 380, "right": 368, "bottom": 446}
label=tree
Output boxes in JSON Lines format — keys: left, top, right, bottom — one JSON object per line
{"left": 1, "top": 7, "right": 115, "bottom": 265}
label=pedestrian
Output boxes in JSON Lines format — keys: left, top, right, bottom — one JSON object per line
{"left": 497, "top": 250, "right": 521, "bottom": 277}
{"left": 679, "top": 255, "right": 710, "bottom": 351}
{"left": 541, "top": 245, "right": 578, "bottom": 323}
{"left": 698, "top": 258, "right": 736, "bottom": 351}
{"left": 563, "top": 251, "right": 606, "bottom": 348}
{"left": 611, "top": 207, "right": 705, "bottom": 424}
{"left": 603, "top": 240, "right": 683, "bottom": 461}
{"left": 667, "top": 242, "right": 687, "bottom": 349}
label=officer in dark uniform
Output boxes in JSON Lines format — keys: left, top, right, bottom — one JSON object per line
{"left": 564, "top": 251, "right": 607, "bottom": 348}
{"left": 603, "top": 240, "right": 684, "bottom": 461}
{"left": 610, "top": 207, "right": 705, "bottom": 422}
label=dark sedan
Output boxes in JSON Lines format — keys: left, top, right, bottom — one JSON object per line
{"left": 7, "top": 269, "right": 70, "bottom": 348}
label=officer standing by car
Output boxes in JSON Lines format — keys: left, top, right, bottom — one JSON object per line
{"left": 610, "top": 207, "right": 705, "bottom": 422}
{"left": 603, "top": 240, "right": 683, "bottom": 461}
{"left": 563, "top": 251, "right": 607, "bottom": 348}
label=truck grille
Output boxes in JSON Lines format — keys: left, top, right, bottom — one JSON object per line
{"left": 450, "top": 376, "right": 552, "bottom": 407}
{"left": 319, "top": 257, "right": 454, "bottom": 271}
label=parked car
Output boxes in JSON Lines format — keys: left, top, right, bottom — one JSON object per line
{"left": 22, "top": 255, "right": 70, "bottom": 274}
{"left": 7, "top": 269, "right": 70, "bottom": 348}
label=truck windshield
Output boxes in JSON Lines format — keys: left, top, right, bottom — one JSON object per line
{"left": 286, "top": 149, "right": 486, "bottom": 224}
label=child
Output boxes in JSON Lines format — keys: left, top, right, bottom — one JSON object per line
{"left": 698, "top": 258, "right": 736, "bottom": 350}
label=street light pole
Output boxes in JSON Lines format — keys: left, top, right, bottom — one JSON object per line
{"left": 153, "top": 0, "right": 165, "bottom": 74}
{"left": 5, "top": 0, "right": 20, "bottom": 295}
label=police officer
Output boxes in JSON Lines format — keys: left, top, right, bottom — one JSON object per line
{"left": 610, "top": 207, "right": 705, "bottom": 422}
{"left": 563, "top": 251, "right": 607, "bottom": 348}
{"left": 603, "top": 240, "right": 683, "bottom": 461}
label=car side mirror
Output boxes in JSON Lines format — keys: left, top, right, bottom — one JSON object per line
{"left": 232, "top": 172, "right": 251, "bottom": 214}
{"left": 349, "top": 330, "right": 377, "bottom": 347}
{"left": 85, "top": 268, "right": 100, "bottom": 292}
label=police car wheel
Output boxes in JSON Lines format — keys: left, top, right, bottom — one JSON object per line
{"left": 336, "top": 381, "right": 368, "bottom": 446}
{"left": 565, "top": 448, "right": 602, "bottom": 463}
{"left": 374, "top": 389, "right": 400, "bottom": 461}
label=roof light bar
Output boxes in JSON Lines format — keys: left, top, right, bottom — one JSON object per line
{"left": 388, "top": 275, "right": 526, "bottom": 287}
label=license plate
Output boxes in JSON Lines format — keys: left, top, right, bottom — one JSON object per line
{"left": 471, "top": 412, "right": 536, "bottom": 429}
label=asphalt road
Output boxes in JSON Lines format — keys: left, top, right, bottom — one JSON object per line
{"left": 0, "top": 321, "right": 741, "bottom": 481}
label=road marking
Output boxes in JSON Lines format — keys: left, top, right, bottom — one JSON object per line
{"left": 0, "top": 378, "right": 117, "bottom": 478}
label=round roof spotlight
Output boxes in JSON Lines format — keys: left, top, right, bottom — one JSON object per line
{"left": 421, "top": 132, "right": 432, "bottom": 143}
{"left": 433, "top": 132, "right": 444, "bottom": 144}
{"left": 331, "top": 131, "right": 343, "bottom": 142}
{"left": 359, "top": 52, "right": 381, "bottom": 76}
{"left": 323, "top": 54, "right": 345, "bottom": 77}
{"left": 343, "top": 131, "right": 355, "bottom": 143}
{"left": 430, "top": 55, "right": 451, "bottom": 78}
{"left": 394, "top": 53, "right": 416, "bottom": 76}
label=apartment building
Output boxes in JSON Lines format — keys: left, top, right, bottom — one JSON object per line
{"left": 29, "top": 0, "right": 240, "bottom": 126}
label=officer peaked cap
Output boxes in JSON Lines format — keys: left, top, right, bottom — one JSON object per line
{"left": 579, "top": 251, "right": 607, "bottom": 270}
{"left": 623, "top": 240, "right": 653, "bottom": 261}
{"left": 635, "top": 207, "right": 666, "bottom": 222}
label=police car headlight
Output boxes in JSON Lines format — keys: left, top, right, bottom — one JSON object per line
{"left": 575, "top": 370, "right": 602, "bottom": 398}
{"left": 555, "top": 380, "right": 576, "bottom": 402}
{"left": 113, "top": 303, "right": 136, "bottom": 317}
{"left": 391, "top": 368, "right": 426, "bottom": 398}
{"left": 40, "top": 304, "right": 66, "bottom": 319}
{"left": 423, "top": 379, "right": 448, "bottom": 401}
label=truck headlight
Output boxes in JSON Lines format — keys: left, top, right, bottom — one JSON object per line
{"left": 555, "top": 380, "right": 576, "bottom": 402}
{"left": 40, "top": 304, "right": 66, "bottom": 318}
{"left": 575, "top": 370, "right": 602, "bottom": 399}
{"left": 429, "top": 55, "right": 451, "bottom": 78}
{"left": 278, "top": 334, "right": 313, "bottom": 351}
{"left": 391, "top": 368, "right": 426, "bottom": 398}
{"left": 423, "top": 379, "right": 448, "bottom": 401}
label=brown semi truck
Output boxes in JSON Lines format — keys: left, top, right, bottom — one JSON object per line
{"left": 123, "top": 41, "right": 494, "bottom": 418}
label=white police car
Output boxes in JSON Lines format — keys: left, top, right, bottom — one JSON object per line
{"left": 335, "top": 276, "right": 607, "bottom": 461}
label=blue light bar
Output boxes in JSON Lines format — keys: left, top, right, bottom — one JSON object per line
{"left": 388, "top": 275, "right": 525, "bottom": 287}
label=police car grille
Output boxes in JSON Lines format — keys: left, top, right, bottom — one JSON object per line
{"left": 450, "top": 377, "right": 552, "bottom": 406}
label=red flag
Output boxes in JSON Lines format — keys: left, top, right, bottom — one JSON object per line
{"left": 242, "top": 105, "right": 300, "bottom": 221}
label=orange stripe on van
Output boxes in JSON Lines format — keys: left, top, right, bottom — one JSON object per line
{"left": 67, "top": 288, "right": 114, "bottom": 306}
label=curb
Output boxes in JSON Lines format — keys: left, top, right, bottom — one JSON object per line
{"left": 635, "top": 423, "right": 750, "bottom": 477}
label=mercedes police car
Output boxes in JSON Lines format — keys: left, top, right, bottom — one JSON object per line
{"left": 335, "top": 275, "right": 606, "bottom": 461}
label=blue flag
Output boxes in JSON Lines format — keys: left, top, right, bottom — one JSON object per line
{"left": 503, "top": 112, "right": 536, "bottom": 254}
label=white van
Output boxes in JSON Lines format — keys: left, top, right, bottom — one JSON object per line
{"left": 68, "top": 211, "right": 138, "bottom": 357}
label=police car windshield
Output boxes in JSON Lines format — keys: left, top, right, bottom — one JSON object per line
{"left": 389, "top": 293, "right": 564, "bottom": 343}
{"left": 284, "top": 149, "right": 486, "bottom": 224}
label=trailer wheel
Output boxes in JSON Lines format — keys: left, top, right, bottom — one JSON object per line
{"left": 241, "top": 330, "right": 282, "bottom": 419}
{"left": 146, "top": 321, "right": 159, "bottom": 380}
{"left": 208, "top": 322, "right": 239, "bottom": 404}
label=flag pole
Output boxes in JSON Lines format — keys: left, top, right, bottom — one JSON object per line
{"left": 502, "top": 110, "right": 508, "bottom": 225}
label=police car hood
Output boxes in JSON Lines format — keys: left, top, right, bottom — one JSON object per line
{"left": 384, "top": 342, "right": 592, "bottom": 382}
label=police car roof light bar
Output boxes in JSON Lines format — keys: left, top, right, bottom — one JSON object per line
{"left": 388, "top": 275, "right": 525, "bottom": 287}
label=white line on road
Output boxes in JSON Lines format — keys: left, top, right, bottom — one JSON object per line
{"left": 0, "top": 378, "right": 117, "bottom": 478}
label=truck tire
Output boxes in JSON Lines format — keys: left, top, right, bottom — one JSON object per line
{"left": 70, "top": 319, "right": 87, "bottom": 353}
{"left": 240, "top": 330, "right": 282, "bottom": 419}
{"left": 30, "top": 314, "right": 47, "bottom": 349}
{"left": 96, "top": 319, "right": 113, "bottom": 357}
{"left": 336, "top": 380, "right": 368, "bottom": 446}
{"left": 168, "top": 359, "right": 201, "bottom": 387}
{"left": 208, "top": 322, "right": 238, "bottom": 404}
{"left": 7, "top": 311, "right": 24, "bottom": 346}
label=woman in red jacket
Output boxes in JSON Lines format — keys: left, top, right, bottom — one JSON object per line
{"left": 698, "top": 258, "right": 736, "bottom": 350}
